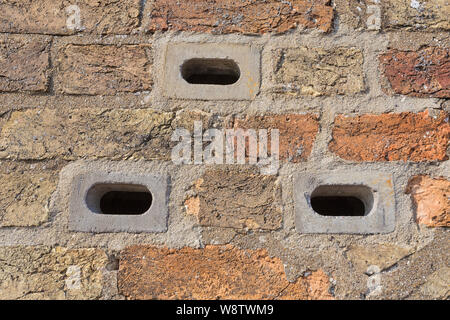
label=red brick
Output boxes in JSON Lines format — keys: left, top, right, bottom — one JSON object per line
{"left": 406, "top": 176, "right": 450, "bottom": 227}
{"left": 55, "top": 44, "right": 152, "bottom": 95}
{"left": 118, "top": 245, "right": 333, "bottom": 300}
{"left": 380, "top": 47, "right": 450, "bottom": 98}
{"left": 145, "top": 0, "right": 334, "bottom": 34}
{"left": 0, "top": 36, "right": 50, "bottom": 92}
{"left": 231, "top": 114, "right": 319, "bottom": 162}
{"left": 329, "top": 111, "right": 450, "bottom": 162}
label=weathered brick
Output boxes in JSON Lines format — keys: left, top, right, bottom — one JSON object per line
{"left": 379, "top": 231, "right": 449, "bottom": 299}
{"left": 56, "top": 44, "right": 152, "bottom": 95}
{"left": 383, "top": 0, "right": 450, "bottom": 31}
{"left": 187, "top": 167, "right": 282, "bottom": 231}
{"left": 329, "top": 111, "right": 450, "bottom": 162}
{"left": 0, "top": 108, "right": 174, "bottom": 161}
{"left": 145, "top": 0, "right": 334, "bottom": 34}
{"left": 230, "top": 114, "right": 319, "bottom": 162}
{"left": 333, "top": 0, "right": 366, "bottom": 30}
{"left": 0, "top": 36, "right": 50, "bottom": 92}
{"left": 118, "top": 245, "right": 333, "bottom": 300}
{"left": 273, "top": 47, "right": 365, "bottom": 96}
{"left": 0, "top": 0, "right": 140, "bottom": 35}
{"left": 0, "top": 246, "right": 107, "bottom": 300}
{"left": 0, "top": 171, "right": 57, "bottom": 227}
{"left": 406, "top": 176, "right": 450, "bottom": 227}
{"left": 380, "top": 47, "right": 450, "bottom": 98}
{"left": 336, "top": 1, "right": 450, "bottom": 32}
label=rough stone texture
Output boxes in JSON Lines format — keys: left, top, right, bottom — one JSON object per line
{"left": 230, "top": 114, "right": 319, "bottom": 162}
{"left": 346, "top": 244, "right": 414, "bottom": 273}
{"left": 329, "top": 110, "right": 450, "bottom": 162}
{"left": 380, "top": 47, "right": 450, "bottom": 98}
{"left": 333, "top": 0, "right": 366, "bottom": 30}
{"left": 419, "top": 267, "right": 450, "bottom": 299}
{"left": 0, "top": 246, "right": 107, "bottom": 300}
{"left": 200, "top": 227, "right": 238, "bottom": 245}
{"left": 189, "top": 167, "right": 282, "bottom": 231}
{"left": 0, "top": 0, "right": 141, "bottom": 35}
{"left": 406, "top": 175, "right": 450, "bottom": 227}
{"left": 380, "top": 230, "right": 450, "bottom": 300}
{"left": 0, "top": 108, "right": 174, "bottom": 161}
{"left": 172, "top": 109, "right": 217, "bottom": 131}
{"left": 145, "top": 0, "right": 334, "bottom": 34}
{"left": 273, "top": 47, "right": 365, "bottom": 96}
{"left": 0, "top": 36, "right": 50, "bottom": 92}
{"left": 0, "top": 171, "right": 57, "bottom": 227}
{"left": 118, "top": 245, "right": 333, "bottom": 300}
{"left": 386, "top": 32, "right": 450, "bottom": 52}
{"left": 383, "top": 0, "right": 450, "bottom": 31}
{"left": 56, "top": 44, "right": 152, "bottom": 95}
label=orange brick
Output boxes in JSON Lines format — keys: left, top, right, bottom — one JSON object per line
{"left": 406, "top": 176, "right": 450, "bottom": 227}
{"left": 118, "top": 245, "right": 333, "bottom": 300}
{"left": 231, "top": 114, "right": 319, "bottom": 162}
{"left": 329, "top": 111, "right": 450, "bottom": 162}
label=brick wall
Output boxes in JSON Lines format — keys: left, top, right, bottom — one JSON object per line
{"left": 0, "top": 0, "right": 448, "bottom": 300}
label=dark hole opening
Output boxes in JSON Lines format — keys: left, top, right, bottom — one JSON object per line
{"left": 311, "top": 196, "right": 366, "bottom": 217}
{"left": 100, "top": 191, "right": 152, "bottom": 215}
{"left": 181, "top": 58, "right": 240, "bottom": 85}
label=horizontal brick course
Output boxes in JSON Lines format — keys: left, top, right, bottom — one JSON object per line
{"left": 145, "top": 0, "right": 334, "bottom": 34}
{"left": 118, "top": 245, "right": 333, "bottom": 299}
{"left": 55, "top": 44, "right": 152, "bottom": 95}
{"left": 329, "top": 111, "right": 450, "bottom": 162}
